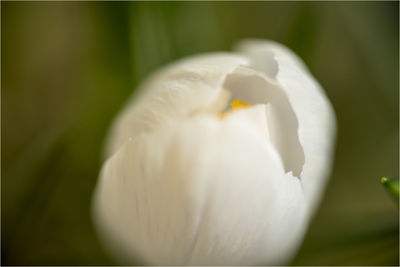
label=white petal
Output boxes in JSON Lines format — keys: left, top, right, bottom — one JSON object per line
{"left": 235, "top": 39, "right": 337, "bottom": 210}
{"left": 105, "top": 53, "right": 249, "bottom": 157}
{"left": 93, "top": 114, "right": 306, "bottom": 265}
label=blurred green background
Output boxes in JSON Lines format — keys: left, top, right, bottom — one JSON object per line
{"left": 2, "top": 1, "right": 399, "bottom": 265}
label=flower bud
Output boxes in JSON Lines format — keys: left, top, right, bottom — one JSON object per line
{"left": 92, "top": 39, "right": 336, "bottom": 265}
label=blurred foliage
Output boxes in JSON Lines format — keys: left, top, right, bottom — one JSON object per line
{"left": 1, "top": 1, "right": 399, "bottom": 265}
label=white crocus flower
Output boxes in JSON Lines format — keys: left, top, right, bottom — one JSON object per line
{"left": 92, "top": 39, "right": 336, "bottom": 265}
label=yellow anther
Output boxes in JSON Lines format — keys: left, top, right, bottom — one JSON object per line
{"left": 218, "top": 99, "right": 251, "bottom": 119}
{"left": 230, "top": 99, "right": 251, "bottom": 110}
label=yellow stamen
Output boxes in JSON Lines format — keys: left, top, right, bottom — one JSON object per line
{"left": 230, "top": 99, "right": 251, "bottom": 110}
{"left": 218, "top": 99, "right": 251, "bottom": 119}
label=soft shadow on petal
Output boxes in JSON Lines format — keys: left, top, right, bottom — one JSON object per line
{"left": 223, "top": 66, "right": 305, "bottom": 178}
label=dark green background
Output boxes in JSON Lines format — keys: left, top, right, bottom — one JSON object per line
{"left": 2, "top": 1, "right": 399, "bottom": 265}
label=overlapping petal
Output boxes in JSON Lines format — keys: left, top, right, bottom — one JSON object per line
{"left": 235, "top": 39, "right": 337, "bottom": 208}
{"left": 105, "top": 54, "right": 249, "bottom": 157}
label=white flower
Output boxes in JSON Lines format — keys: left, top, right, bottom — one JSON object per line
{"left": 92, "top": 39, "right": 336, "bottom": 265}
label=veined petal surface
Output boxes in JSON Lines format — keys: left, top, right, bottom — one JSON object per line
{"left": 94, "top": 112, "right": 305, "bottom": 265}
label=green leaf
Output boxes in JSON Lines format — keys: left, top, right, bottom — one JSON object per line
{"left": 381, "top": 177, "right": 399, "bottom": 203}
